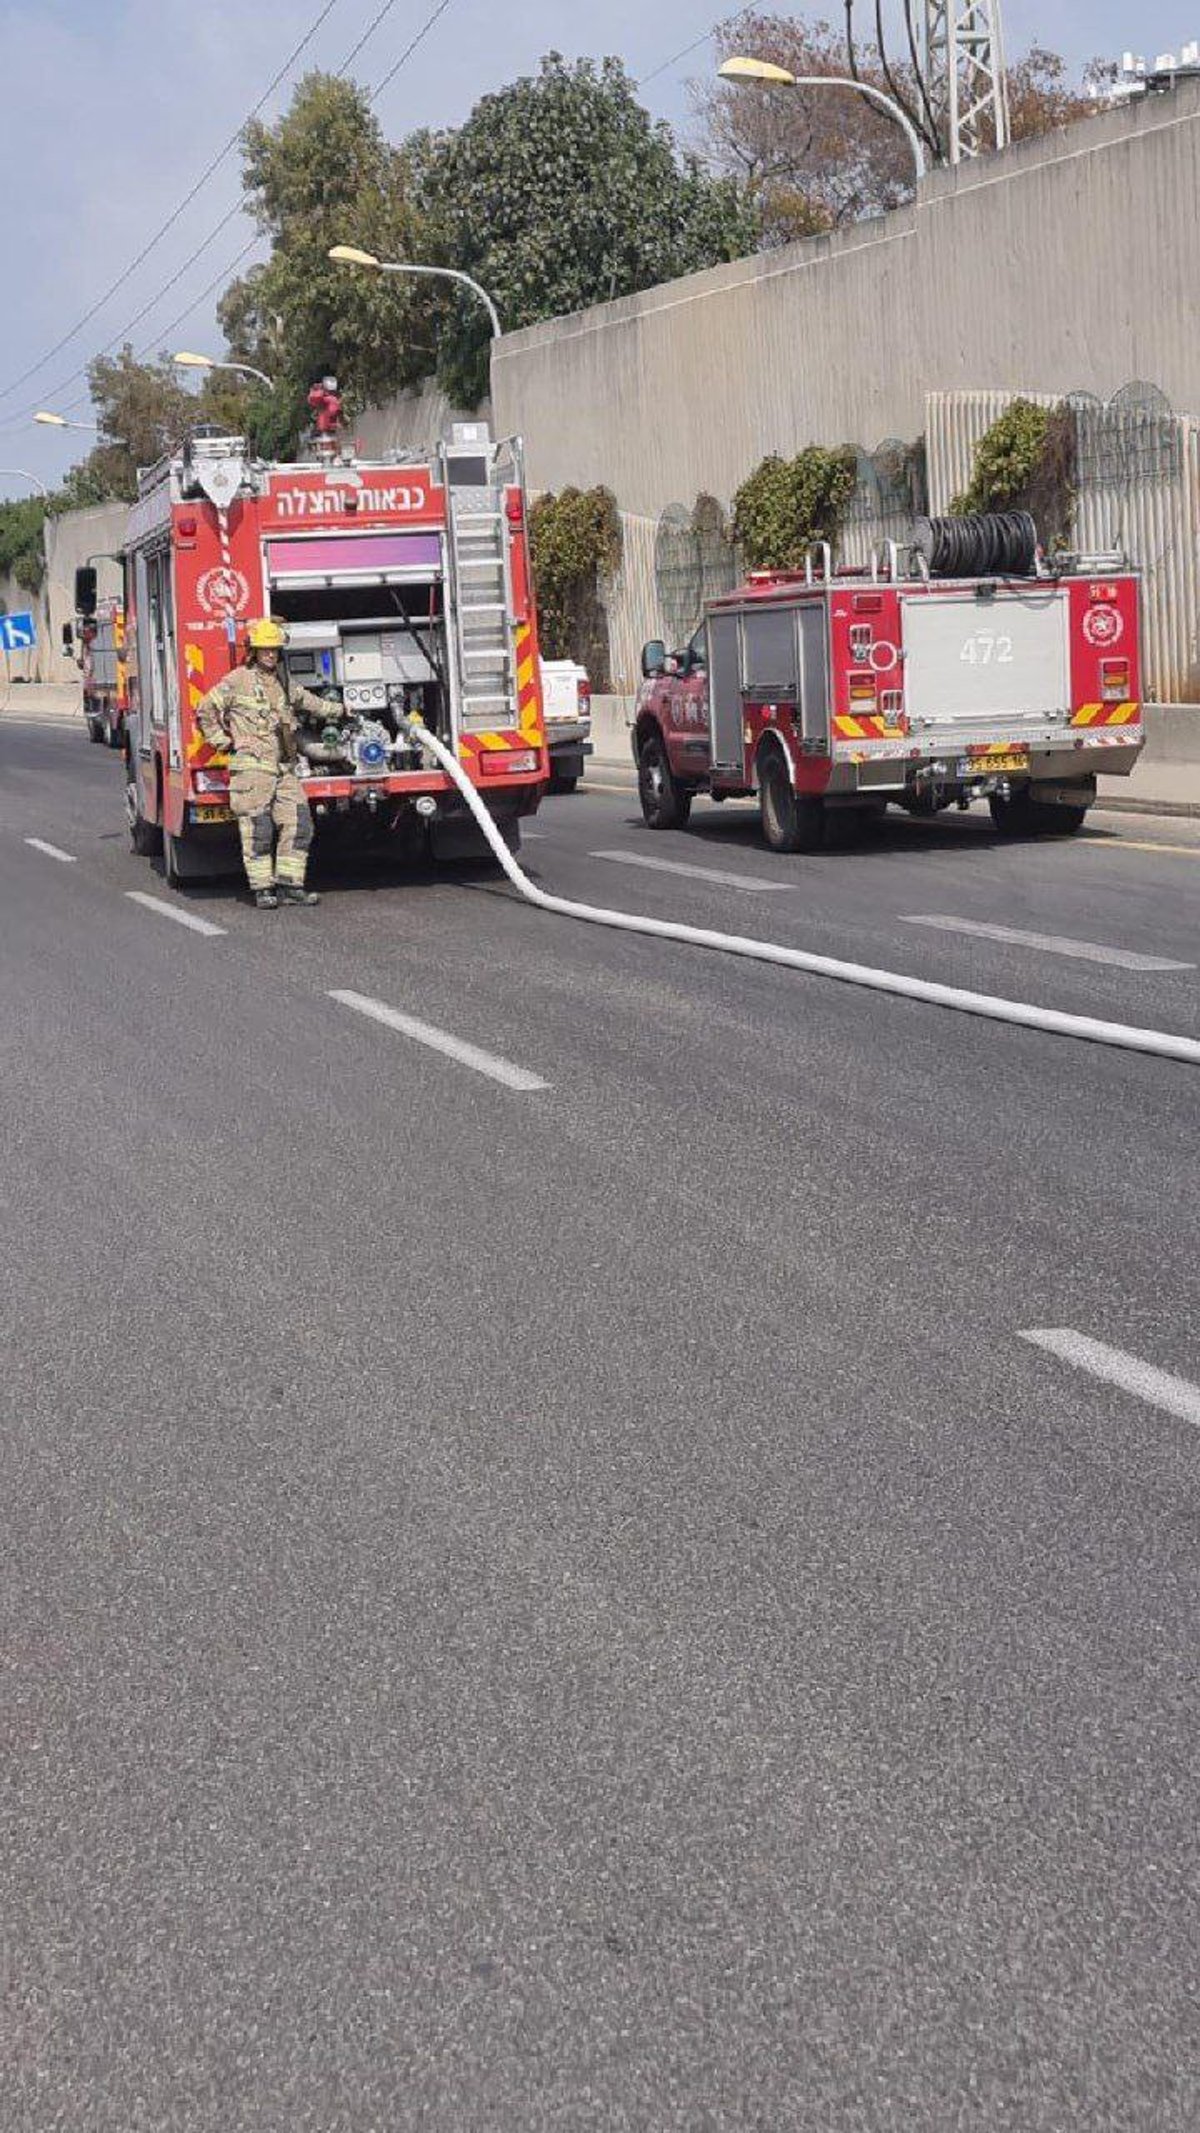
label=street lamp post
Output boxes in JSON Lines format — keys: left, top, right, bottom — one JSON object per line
{"left": 717, "top": 55, "right": 928, "bottom": 183}
{"left": 33, "top": 411, "right": 100, "bottom": 433}
{"left": 328, "top": 245, "right": 503, "bottom": 342}
{"left": 173, "top": 351, "right": 275, "bottom": 392}
{"left": 0, "top": 467, "right": 49, "bottom": 497}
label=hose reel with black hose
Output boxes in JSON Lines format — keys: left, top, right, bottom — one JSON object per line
{"left": 913, "top": 512, "right": 1039, "bottom": 579}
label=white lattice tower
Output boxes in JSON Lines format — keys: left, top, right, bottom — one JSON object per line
{"left": 922, "top": 0, "right": 1011, "bottom": 162}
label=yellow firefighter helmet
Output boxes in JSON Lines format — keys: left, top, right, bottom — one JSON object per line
{"left": 247, "top": 617, "right": 287, "bottom": 650}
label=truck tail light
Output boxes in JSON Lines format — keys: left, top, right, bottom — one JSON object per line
{"left": 576, "top": 677, "right": 591, "bottom": 712}
{"left": 505, "top": 495, "right": 523, "bottom": 525}
{"left": 848, "top": 670, "right": 877, "bottom": 711}
{"left": 479, "top": 749, "right": 538, "bottom": 778}
{"left": 193, "top": 769, "right": 229, "bottom": 793}
{"left": 1101, "top": 657, "right": 1130, "bottom": 702}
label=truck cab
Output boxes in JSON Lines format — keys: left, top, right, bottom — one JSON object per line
{"left": 633, "top": 628, "right": 709, "bottom": 826}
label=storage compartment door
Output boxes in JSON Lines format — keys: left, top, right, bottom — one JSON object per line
{"left": 798, "top": 604, "right": 830, "bottom": 745}
{"left": 901, "top": 589, "right": 1069, "bottom": 728}
{"left": 708, "top": 614, "right": 744, "bottom": 773}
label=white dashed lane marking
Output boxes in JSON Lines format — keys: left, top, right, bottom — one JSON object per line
{"left": 902, "top": 914, "right": 1193, "bottom": 972}
{"left": 590, "top": 849, "right": 790, "bottom": 894}
{"left": 124, "top": 891, "right": 227, "bottom": 937}
{"left": 25, "top": 837, "right": 76, "bottom": 864}
{"left": 1020, "top": 1329, "right": 1200, "bottom": 1431}
{"left": 330, "top": 990, "right": 550, "bottom": 1092}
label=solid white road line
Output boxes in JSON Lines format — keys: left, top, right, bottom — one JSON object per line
{"left": 591, "top": 849, "right": 790, "bottom": 894}
{"left": 901, "top": 914, "right": 1193, "bottom": 972}
{"left": 1020, "top": 1329, "right": 1200, "bottom": 1431}
{"left": 25, "top": 837, "right": 76, "bottom": 864}
{"left": 124, "top": 891, "right": 227, "bottom": 938}
{"left": 330, "top": 989, "right": 549, "bottom": 1092}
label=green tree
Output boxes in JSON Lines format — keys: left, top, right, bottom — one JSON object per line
{"left": 952, "top": 398, "right": 1075, "bottom": 547}
{"left": 0, "top": 495, "right": 48, "bottom": 594}
{"left": 218, "top": 72, "right": 428, "bottom": 446}
{"left": 81, "top": 346, "right": 254, "bottom": 496}
{"left": 529, "top": 486, "right": 622, "bottom": 674}
{"left": 417, "top": 54, "right": 757, "bottom": 405}
{"left": 732, "top": 448, "right": 857, "bottom": 569}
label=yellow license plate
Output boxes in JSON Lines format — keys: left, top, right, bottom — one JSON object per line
{"left": 192, "top": 803, "right": 233, "bottom": 824}
{"left": 967, "top": 748, "right": 1029, "bottom": 775}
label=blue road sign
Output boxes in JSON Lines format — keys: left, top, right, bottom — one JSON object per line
{"left": 0, "top": 611, "right": 36, "bottom": 651}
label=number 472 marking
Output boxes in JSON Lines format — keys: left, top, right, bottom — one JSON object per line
{"left": 960, "top": 631, "right": 1013, "bottom": 666}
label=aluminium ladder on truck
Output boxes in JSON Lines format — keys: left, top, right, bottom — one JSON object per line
{"left": 438, "top": 427, "right": 523, "bottom": 739}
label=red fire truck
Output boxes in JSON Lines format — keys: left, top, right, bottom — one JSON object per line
{"left": 121, "top": 422, "right": 547, "bottom": 884}
{"left": 633, "top": 518, "right": 1142, "bottom": 848}
{"left": 72, "top": 591, "right": 127, "bottom": 748}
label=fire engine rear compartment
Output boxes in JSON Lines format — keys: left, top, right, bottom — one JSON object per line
{"left": 269, "top": 578, "right": 452, "bottom": 752}
{"left": 703, "top": 577, "right": 1128, "bottom": 801}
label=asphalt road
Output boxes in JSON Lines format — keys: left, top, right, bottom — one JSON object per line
{"left": 2, "top": 717, "right": 1198, "bottom": 2130}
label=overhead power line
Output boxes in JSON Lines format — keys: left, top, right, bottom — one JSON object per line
{"left": 370, "top": 0, "right": 455, "bottom": 99}
{"left": 637, "top": 24, "right": 723, "bottom": 89}
{"left": 4, "top": 0, "right": 451, "bottom": 435}
{"left": 0, "top": 0, "right": 348, "bottom": 411}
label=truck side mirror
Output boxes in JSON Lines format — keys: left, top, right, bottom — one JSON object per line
{"left": 641, "top": 638, "right": 666, "bottom": 678}
{"left": 61, "top": 622, "right": 75, "bottom": 653}
{"left": 74, "top": 565, "right": 97, "bottom": 618}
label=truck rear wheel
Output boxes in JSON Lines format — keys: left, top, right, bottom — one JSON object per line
{"left": 759, "top": 747, "right": 823, "bottom": 854}
{"left": 163, "top": 827, "right": 232, "bottom": 885}
{"left": 126, "top": 759, "right": 163, "bottom": 857}
{"left": 989, "top": 788, "right": 1090, "bottom": 838}
{"left": 638, "top": 732, "right": 691, "bottom": 830}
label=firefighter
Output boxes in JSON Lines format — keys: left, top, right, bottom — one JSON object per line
{"left": 196, "top": 618, "right": 342, "bottom": 909}
{"left": 307, "top": 375, "right": 342, "bottom": 439}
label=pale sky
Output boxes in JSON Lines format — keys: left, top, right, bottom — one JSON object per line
{"left": 0, "top": 0, "right": 1188, "bottom": 496}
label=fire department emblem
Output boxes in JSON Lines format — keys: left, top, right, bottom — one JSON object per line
{"left": 1083, "top": 604, "right": 1123, "bottom": 648}
{"left": 197, "top": 565, "right": 251, "bottom": 618}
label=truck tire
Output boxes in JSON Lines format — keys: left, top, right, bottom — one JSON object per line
{"left": 638, "top": 732, "right": 691, "bottom": 830}
{"left": 759, "top": 746, "right": 823, "bottom": 854}
{"left": 549, "top": 772, "right": 579, "bottom": 795}
{"left": 126, "top": 758, "right": 163, "bottom": 857}
{"left": 989, "top": 788, "right": 1089, "bottom": 838}
{"left": 1036, "top": 800, "right": 1089, "bottom": 834}
{"left": 163, "top": 827, "right": 232, "bottom": 886}
{"left": 85, "top": 701, "right": 104, "bottom": 743}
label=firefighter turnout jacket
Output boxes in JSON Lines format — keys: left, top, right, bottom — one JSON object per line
{"left": 195, "top": 660, "right": 332, "bottom": 766}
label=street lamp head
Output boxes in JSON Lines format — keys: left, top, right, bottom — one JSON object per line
{"left": 34, "top": 410, "right": 68, "bottom": 427}
{"left": 173, "top": 351, "right": 214, "bottom": 370}
{"left": 718, "top": 56, "right": 797, "bottom": 85}
{"left": 329, "top": 244, "right": 381, "bottom": 269}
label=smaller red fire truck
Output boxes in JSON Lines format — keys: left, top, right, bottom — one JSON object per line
{"left": 633, "top": 516, "right": 1142, "bottom": 849}
{"left": 120, "top": 422, "right": 547, "bottom": 884}
{"left": 71, "top": 583, "right": 127, "bottom": 749}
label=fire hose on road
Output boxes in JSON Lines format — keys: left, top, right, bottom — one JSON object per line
{"left": 405, "top": 718, "right": 1200, "bottom": 1070}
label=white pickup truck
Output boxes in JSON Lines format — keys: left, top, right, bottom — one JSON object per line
{"left": 539, "top": 658, "right": 592, "bottom": 792}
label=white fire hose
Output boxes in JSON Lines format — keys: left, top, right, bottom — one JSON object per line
{"left": 405, "top": 718, "right": 1200, "bottom": 1070}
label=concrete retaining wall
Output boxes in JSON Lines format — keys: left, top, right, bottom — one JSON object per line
{"left": 0, "top": 505, "right": 125, "bottom": 683}
{"left": 493, "top": 80, "right": 1200, "bottom": 517}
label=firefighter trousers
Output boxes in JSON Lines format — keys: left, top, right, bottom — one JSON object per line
{"left": 229, "top": 763, "right": 313, "bottom": 892}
